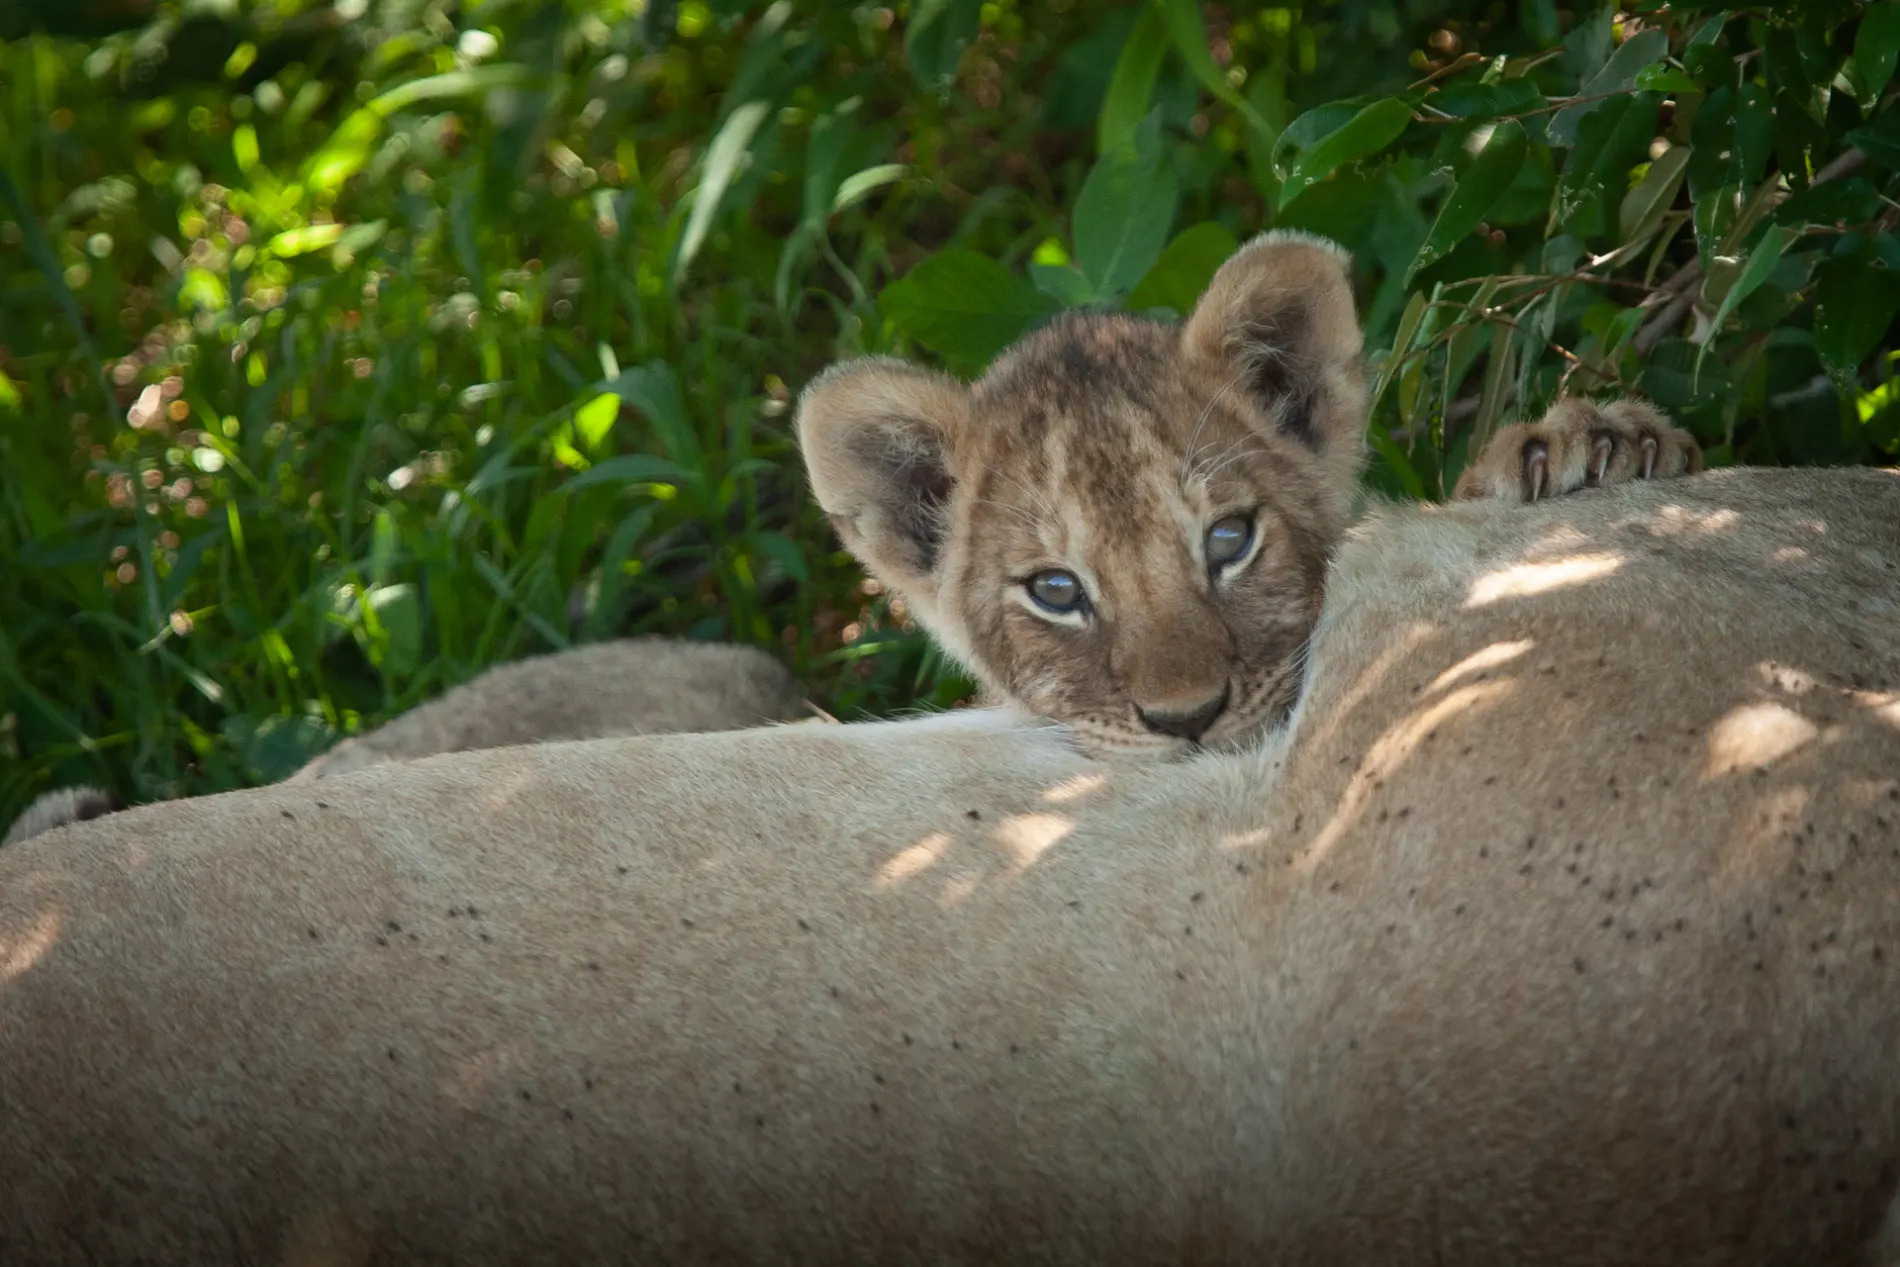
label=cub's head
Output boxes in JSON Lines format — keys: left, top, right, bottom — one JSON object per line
{"left": 797, "top": 231, "right": 1366, "bottom": 759}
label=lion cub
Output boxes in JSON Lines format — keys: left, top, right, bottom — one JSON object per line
{"left": 797, "top": 231, "right": 1698, "bottom": 760}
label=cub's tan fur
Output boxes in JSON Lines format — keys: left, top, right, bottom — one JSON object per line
{"left": 0, "top": 465, "right": 1895, "bottom": 1264}
{"left": 1, "top": 638, "right": 807, "bottom": 846}
{"left": 799, "top": 232, "right": 1698, "bottom": 759}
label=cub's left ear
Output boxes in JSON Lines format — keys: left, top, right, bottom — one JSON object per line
{"left": 1182, "top": 230, "right": 1368, "bottom": 497}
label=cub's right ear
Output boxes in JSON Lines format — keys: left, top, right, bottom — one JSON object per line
{"left": 795, "top": 357, "right": 970, "bottom": 608}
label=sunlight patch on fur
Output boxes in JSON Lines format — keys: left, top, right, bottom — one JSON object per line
{"left": 1855, "top": 691, "right": 1900, "bottom": 732}
{"left": 992, "top": 812, "right": 1075, "bottom": 870}
{"left": 1427, "top": 639, "right": 1535, "bottom": 693}
{"left": 1299, "top": 679, "right": 1515, "bottom": 872}
{"left": 1642, "top": 505, "right": 1742, "bottom": 537}
{"left": 1, "top": 910, "right": 62, "bottom": 983}
{"left": 876, "top": 833, "right": 951, "bottom": 889}
{"left": 1465, "top": 552, "right": 1625, "bottom": 607}
{"left": 1041, "top": 772, "right": 1109, "bottom": 804}
{"left": 1703, "top": 703, "right": 1820, "bottom": 779}
{"left": 1218, "top": 824, "right": 1276, "bottom": 851}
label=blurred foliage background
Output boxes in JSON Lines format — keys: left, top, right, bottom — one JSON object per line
{"left": 1, "top": 0, "right": 1896, "bottom": 824}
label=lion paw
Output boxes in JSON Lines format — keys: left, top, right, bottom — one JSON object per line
{"left": 1453, "top": 397, "right": 1701, "bottom": 503}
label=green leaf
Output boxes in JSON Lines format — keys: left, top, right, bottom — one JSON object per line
{"left": 1151, "top": 0, "right": 1270, "bottom": 136}
{"left": 1548, "top": 29, "right": 1668, "bottom": 146}
{"left": 1814, "top": 256, "right": 1900, "bottom": 384}
{"left": 363, "top": 583, "right": 422, "bottom": 679}
{"left": 1635, "top": 338, "right": 1732, "bottom": 409}
{"left": 1701, "top": 226, "right": 1788, "bottom": 350}
{"left": 574, "top": 392, "right": 619, "bottom": 455}
{"left": 1632, "top": 64, "right": 1702, "bottom": 94}
{"left": 906, "top": 0, "right": 982, "bottom": 90}
{"left": 1769, "top": 177, "right": 1880, "bottom": 231}
{"left": 832, "top": 163, "right": 907, "bottom": 214}
{"left": 777, "top": 110, "right": 858, "bottom": 312}
{"left": 1125, "top": 222, "right": 1241, "bottom": 314}
{"left": 1471, "top": 322, "right": 1516, "bottom": 457}
{"left": 1733, "top": 83, "right": 1773, "bottom": 189}
{"left": 1407, "top": 119, "right": 1527, "bottom": 284}
{"left": 561, "top": 454, "right": 702, "bottom": 493}
{"left": 606, "top": 362, "right": 701, "bottom": 470}
{"left": 1557, "top": 94, "right": 1651, "bottom": 226}
{"left": 879, "top": 249, "right": 1060, "bottom": 376}
{"left": 746, "top": 530, "right": 811, "bottom": 585}
{"left": 1366, "top": 424, "right": 1427, "bottom": 501}
{"left": 1271, "top": 101, "right": 1361, "bottom": 173}
{"left": 1847, "top": 107, "right": 1900, "bottom": 171}
{"left": 1370, "top": 289, "right": 1429, "bottom": 413}
{"left": 1693, "top": 182, "right": 1741, "bottom": 270}
{"left": 1097, "top": 5, "right": 1168, "bottom": 157}
{"left": 1072, "top": 136, "right": 1181, "bottom": 299}
{"left": 1619, "top": 144, "right": 1691, "bottom": 241}
{"left": 1030, "top": 262, "right": 1095, "bottom": 306}
{"left": 1426, "top": 79, "right": 1545, "bottom": 119}
{"left": 672, "top": 100, "right": 771, "bottom": 289}
{"left": 1444, "top": 278, "right": 1502, "bottom": 396}
{"left": 1857, "top": 1, "right": 1900, "bottom": 99}
{"left": 1278, "top": 97, "right": 1412, "bottom": 209}
{"left": 1687, "top": 86, "right": 1737, "bottom": 197}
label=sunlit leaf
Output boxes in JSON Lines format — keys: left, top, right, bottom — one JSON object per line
{"left": 832, "top": 163, "right": 907, "bottom": 214}
{"left": 1699, "top": 226, "right": 1788, "bottom": 359}
{"left": 574, "top": 392, "right": 620, "bottom": 456}
{"left": 1278, "top": 97, "right": 1411, "bottom": 209}
{"left": 672, "top": 100, "right": 772, "bottom": 289}
{"left": 1408, "top": 119, "right": 1527, "bottom": 283}
{"left": 1619, "top": 144, "right": 1690, "bottom": 241}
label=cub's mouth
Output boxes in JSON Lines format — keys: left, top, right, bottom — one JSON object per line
{"left": 1189, "top": 651, "right": 1310, "bottom": 756}
{"left": 1056, "top": 644, "right": 1312, "bottom": 762}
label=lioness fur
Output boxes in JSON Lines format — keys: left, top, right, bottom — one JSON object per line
{"left": 798, "top": 231, "right": 1700, "bottom": 760}
{"left": 1, "top": 465, "right": 1896, "bottom": 1264}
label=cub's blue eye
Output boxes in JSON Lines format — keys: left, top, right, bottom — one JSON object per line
{"left": 1206, "top": 515, "right": 1255, "bottom": 568}
{"left": 1027, "top": 569, "right": 1085, "bottom": 614}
